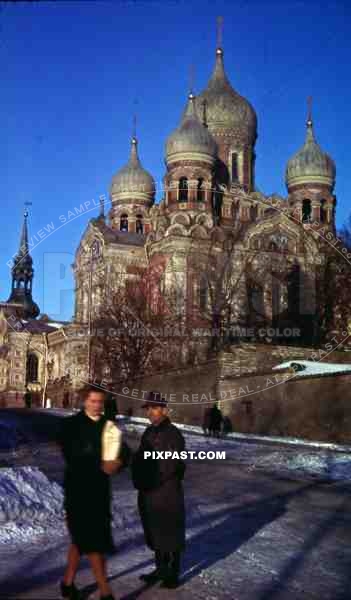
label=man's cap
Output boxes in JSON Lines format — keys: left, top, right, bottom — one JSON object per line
{"left": 141, "top": 390, "right": 167, "bottom": 408}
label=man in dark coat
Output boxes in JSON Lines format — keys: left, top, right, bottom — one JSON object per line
{"left": 222, "top": 415, "right": 233, "bottom": 435}
{"left": 58, "top": 385, "right": 123, "bottom": 600}
{"left": 209, "top": 403, "right": 223, "bottom": 437}
{"left": 132, "top": 391, "right": 186, "bottom": 589}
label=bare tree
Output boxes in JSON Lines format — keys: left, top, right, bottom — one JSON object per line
{"left": 91, "top": 281, "right": 169, "bottom": 388}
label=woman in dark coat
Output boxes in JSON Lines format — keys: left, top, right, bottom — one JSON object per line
{"left": 132, "top": 392, "right": 186, "bottom": 589}
{"left": 58, "top": 386, "right": 122, "bottom": 600}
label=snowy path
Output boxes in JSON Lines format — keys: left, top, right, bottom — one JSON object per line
{"left": 0, "top": 410, "right": 351, "bottom": 599}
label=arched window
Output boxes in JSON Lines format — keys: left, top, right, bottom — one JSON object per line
{"left": 120, "top": 214, "right": 128, "bottom": 232}
{"left": 287, "top": 263, "right": 300, "bottom": 318}
{"left": 213, "top": 186, "right": 223, "bottom": 225}
{"left": 320, "top": 199, "right": 327, "bottom": 223}
{"left": 197, "top": 178, "right": 205, "bottom": 202}
{"left": 269, "top": 234, "right": 288, "bottom": 252}
{"left": 136, "top": 214, "right": 143, "bottom": 234}
{"left": 250, "top": 204, "right": 257, "bottom": 221}
{"left": 272, "top": 273, "right": 281, "bottom": 321}
{"left": 26, "top": 353, "right": 38, "bottom": 383}
{"left": 302, "top": 199, "right": 312, "bottom": 223}
{"left": 91, "top": 239, "right": 101, "bottom": 258}
{"left": 179, "top": 177, "right": 188, "bottom": 202}
{"left": 268, "top": 239, "right": 278, "bottom": 251}
{"left": 199, "top": 275, "right": 208, "bottom": 311}
{"left": 247, "top": 280, "right": 264, "bottom": 320}
{"left": 231, "top": 153, "right": 239, "bottom": 182}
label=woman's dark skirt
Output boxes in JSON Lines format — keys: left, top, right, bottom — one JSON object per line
{"left": 64, "top": 469, "right": 114, "bottom": 555}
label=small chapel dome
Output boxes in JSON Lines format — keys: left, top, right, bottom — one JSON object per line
{"left": 110, "top": 136, "right": 155, "bottom": 201}
{"left": 286, "top": 116, "right": 335, "bottom": 191}
{"left": 165, "top": 92, "right": 217, "bottom": 165}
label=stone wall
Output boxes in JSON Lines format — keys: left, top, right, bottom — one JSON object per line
{"left": 217, "top": 343, "right": 351, "bottom": 379}
{"left": 115, "top": 358, "right": 219, "bottom": 426}
{"left": 219, "top": 370, "right": 351, "bottom": 443}
{"left": 115, "top": 343, "right": 351, "bottom": 443}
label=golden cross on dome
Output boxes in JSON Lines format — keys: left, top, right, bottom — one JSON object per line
{"left": 217, "top": 16, "right": 223, "bottom": 48}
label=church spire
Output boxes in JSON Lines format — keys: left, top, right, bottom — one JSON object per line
{"left": 208, "top": 16, "right": 231, "bottom": 86}
{"left": 6, "top": 205, "right": 40, "bottom": 319}
{"left": 305, "top": 96, "right": 316, "bottom": 142}
{"left": 129, "top": 111, "right": 140, "bottom": 165}
{"left": 19, "top": 206, "right": 29, "bottom": 255}
{"left": 129, "top": 134, "right": 141, "bottom": 167}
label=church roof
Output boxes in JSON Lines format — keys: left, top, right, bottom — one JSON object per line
{"left": 0, "top": 305, "right": 66, "bottom": 334}
{"left": 18, "top": 319, "right": 64, "bottom": 334}
{"left": 6, "top": 208, "right": 40, "bottom": 319}
{"left": 195, "top": 47, "right": 257, "bottom": 143}
{"left": 110, "top": 136, "right": 155, "bottom": 201}
{"left": 165, "top": 92, "right": 217, "bottom": 163}
{"left": 286, "top": 116, "right": 335, "bottom": 190}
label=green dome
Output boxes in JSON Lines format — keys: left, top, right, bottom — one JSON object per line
{"left": 286, "top": 119, "right": 335, "bottom": 190}
{"left": 165, "top": 93, "right": 217, "bottom": 164}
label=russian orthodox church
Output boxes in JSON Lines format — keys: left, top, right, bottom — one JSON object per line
{"left": 0, "top": 35, "right": 346, "bottom": 408}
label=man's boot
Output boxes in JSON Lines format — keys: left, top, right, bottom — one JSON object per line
{"left": 160, "top": 551, "right": 181, "bottom": 589}
{"left": 139, "top": 550, "right": 169, "bottom": 584}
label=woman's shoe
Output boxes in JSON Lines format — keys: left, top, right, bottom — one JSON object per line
{"left": 60, "top": 581, "right": 81, "bottom": 600}
{"left": 139, "top": 568, "right": 163, "bottom": 583}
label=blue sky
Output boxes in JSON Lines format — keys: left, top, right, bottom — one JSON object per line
{"left": 1, "top": 0, "right": 350, "bottom": 321}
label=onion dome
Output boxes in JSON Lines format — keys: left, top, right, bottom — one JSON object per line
{"left": 285, "top": 115, "right": 336, "bottom": 190}
{"left": 195, "top": 47, "right": 257, "bottom": 144}
{"left": 110, "top": 136, "right": 155, "bottom": 202}
{"left": 165, "top": 92, "right": 217, "bottom": 165}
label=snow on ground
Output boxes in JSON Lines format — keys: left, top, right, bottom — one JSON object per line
{"left": 122, "top": 419, "right": 351, "bottom": 482}
{"left": 1, "top": 411, "right": 351, "bottom": 599}
{"left": 272, "top": 359, "right": 351, "bottom": 378}
{"left": 120, "top": 415, "right": 351, "bottom": 452}
{"left": 0, "top": 467, "right": 66, "bottom": 546}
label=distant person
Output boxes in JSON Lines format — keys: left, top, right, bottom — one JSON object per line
{"left": 58, "top": 385, "right": 124, "bottom": 600}
{"left": 209, "top": 404, "right": 223, "bottom": 437}
{"left": 222, "top": 415, "right": 233, "bottom": 435}
{"left": 104, "top": 393, "right": 118, "bottom": 421}
{"left": 24, "top": 389, "right": 32, "bottom": 409}
{"left": 127, "top": 407, "right": 134, "bottom": 418}
{"left": 132, "top": 391, "right": 186, "bottom": 589}
{"left": 202, "top": 406, "right": 212, "bottom": 436}
{"left": 63, "top": 392, "right": 70, "bottom": 409}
